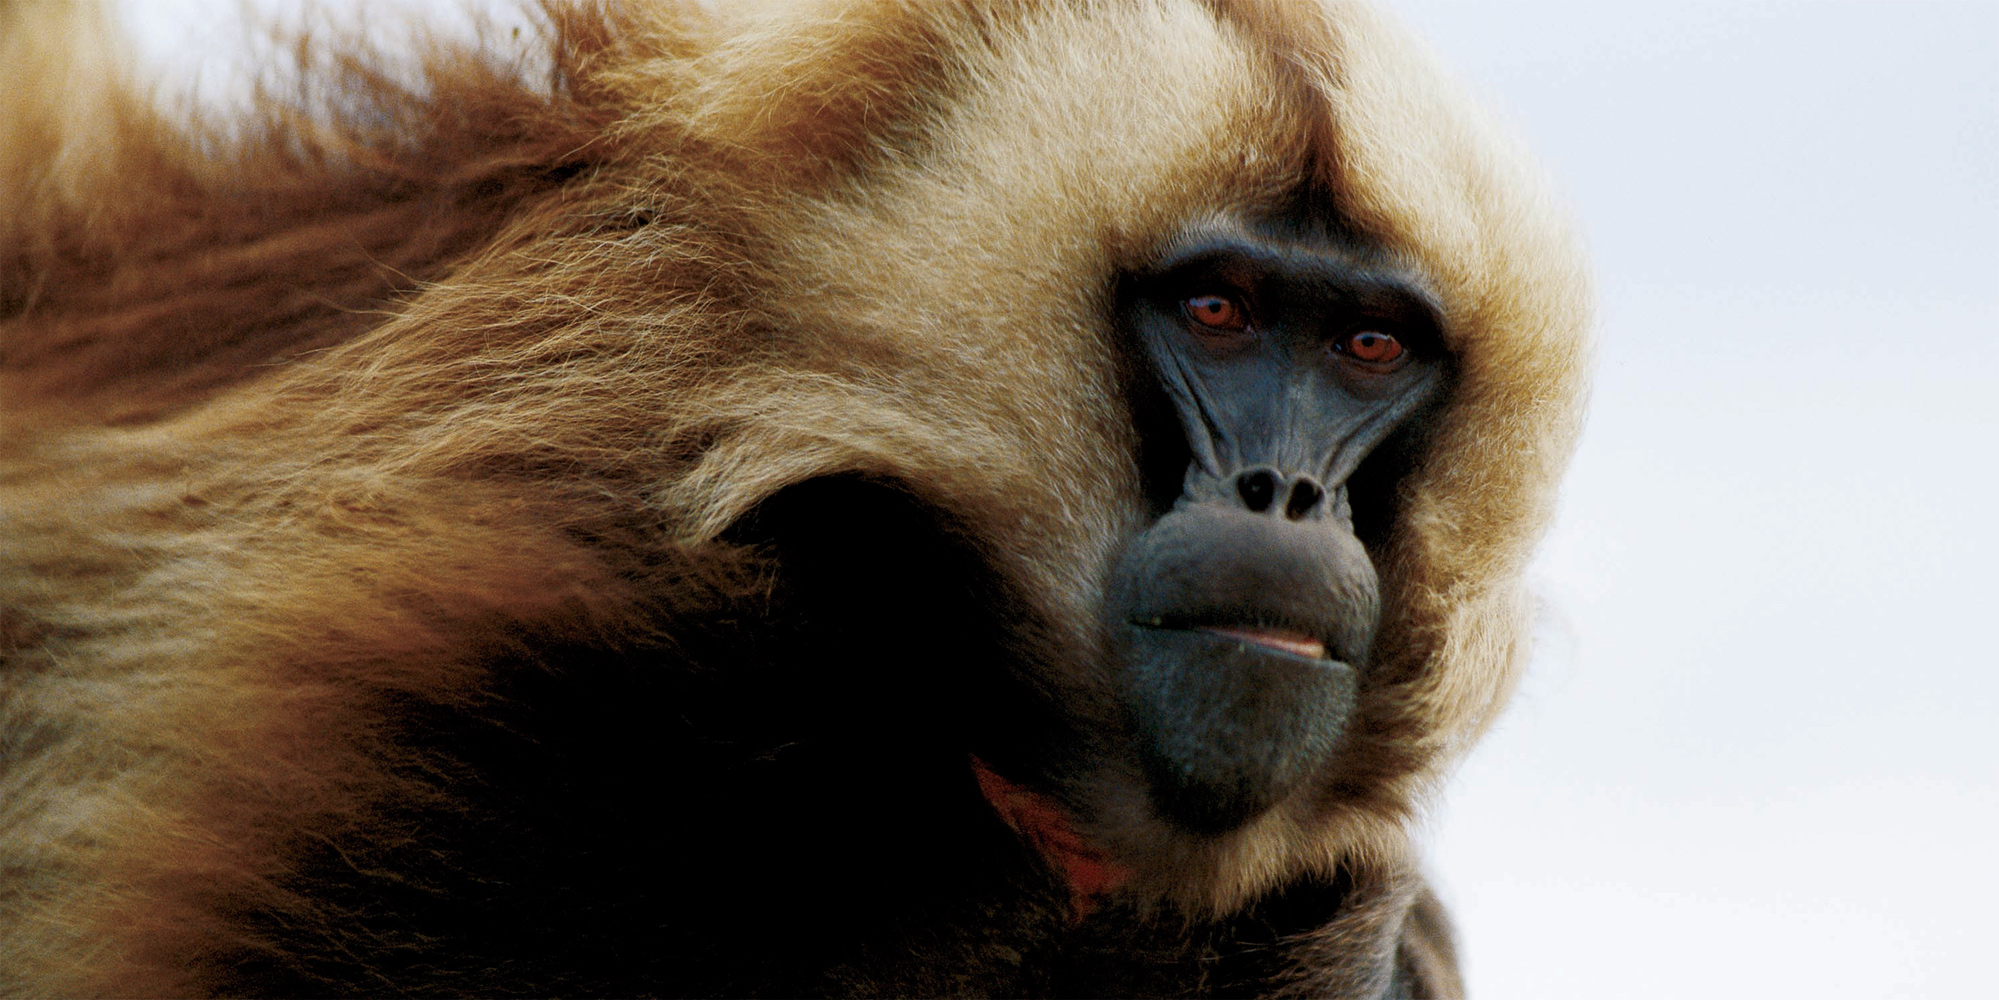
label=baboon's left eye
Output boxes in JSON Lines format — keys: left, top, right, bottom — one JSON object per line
{"left": 1337, "top": 329, "right": 1406, "bottom": 367}
{"left": 1183, "top": 294, "right": 1248, "bottom": 332}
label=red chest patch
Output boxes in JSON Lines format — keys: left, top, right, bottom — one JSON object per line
{"left": 971, "top": 756, "right": 1132, "bottom": 919}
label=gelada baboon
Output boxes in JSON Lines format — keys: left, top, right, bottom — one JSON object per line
{"left": 0, "top": 0, "right": 1589, "bottom": 995}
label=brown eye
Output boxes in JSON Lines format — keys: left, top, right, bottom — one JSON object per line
{"left": 1340, "top": 329, "right": 1405, "bottom": 366}
{"left": 1183, "top": 294, "right": 1247, "bottom": 332}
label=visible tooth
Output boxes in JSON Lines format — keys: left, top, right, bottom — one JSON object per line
{"left": 1201, "top": 626, "right": 1328, "bottom": 659}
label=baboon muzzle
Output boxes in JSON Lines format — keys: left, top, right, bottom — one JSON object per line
{"left": 1109, "top": 482, "right": 1381, "bottom": 834}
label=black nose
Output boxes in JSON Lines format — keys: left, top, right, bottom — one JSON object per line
{"left": 1235, "top": 468, "right": 1326, "bottom": 521}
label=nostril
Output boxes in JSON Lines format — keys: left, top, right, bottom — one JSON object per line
{"left": 1237, "top": 470, "right": 1276, "bottom": 513}
{"left": 1284, "top": 479, "right": 1323, "bottom": 520}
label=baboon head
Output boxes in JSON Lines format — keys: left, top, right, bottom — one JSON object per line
{"left": 672, "top": 1, "right": 1591, "bottom": 915}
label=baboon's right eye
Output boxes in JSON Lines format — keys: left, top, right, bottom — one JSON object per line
{"left": 1183, "top": 294, "right": 1248, "bottom": 332}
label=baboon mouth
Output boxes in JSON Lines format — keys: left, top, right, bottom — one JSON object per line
{"left": 1195, "top": 626, "right": 1327, "bottom": 660}
{"left": 1118, "top": 623, "right": 1360, "bottom": 833}
{"left": 1128, "top": 620, "right": 1341, "bottom": 664}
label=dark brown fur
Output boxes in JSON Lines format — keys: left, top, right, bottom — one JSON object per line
{"left": 0, "top": 2, "right": 1590, "bottom": 996}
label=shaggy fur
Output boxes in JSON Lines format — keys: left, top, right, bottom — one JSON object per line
{"left": 0, "top": 1, "right": 1590, "bottom": 996}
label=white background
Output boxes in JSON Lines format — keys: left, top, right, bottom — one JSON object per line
{"left": 1390, "top": 4, "right": 1998, "bottom": 997}
{"left": 121, "top": 3, "right": 1997, "bottom": 997}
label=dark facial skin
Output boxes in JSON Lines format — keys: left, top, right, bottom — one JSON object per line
{"left": 1110, "top": 229, "right": 1448, "bottom": 833}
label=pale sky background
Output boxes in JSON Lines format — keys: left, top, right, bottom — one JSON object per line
{"left": 119, "top": 2, "right": 1996, "bottom": 997}
{"left": 1389, "top": 3, "right": 1998, "bottom": 998}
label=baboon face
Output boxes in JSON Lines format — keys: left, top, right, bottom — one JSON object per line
{"left": 1111, "top": 227, "right": 1446, "bottom": 833}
